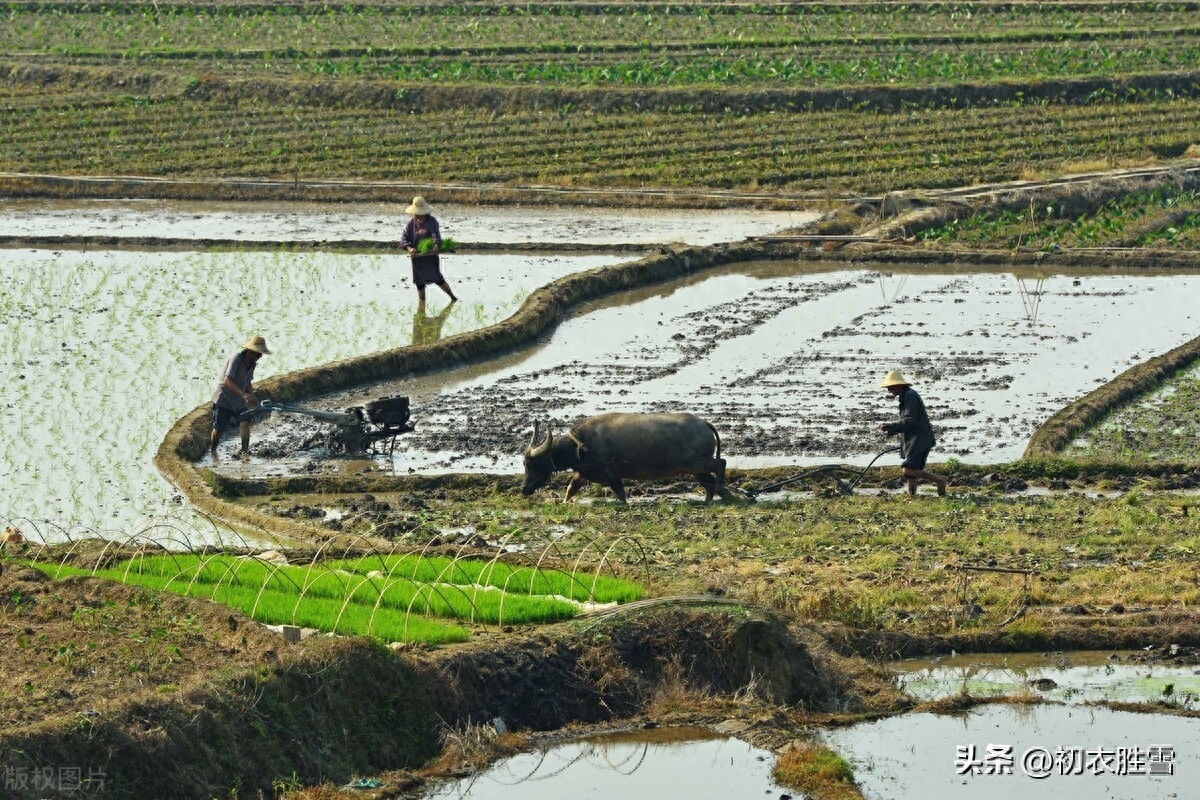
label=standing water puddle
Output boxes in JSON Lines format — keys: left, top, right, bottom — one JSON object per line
{"left": 892, "top": 651, "right": 1200, "bottom": 706}
{"left": 418, "top": 727, "right": 790, "bottom": 800}
{"left": 820, "top": 704, "right": 1197, "bottom": 800}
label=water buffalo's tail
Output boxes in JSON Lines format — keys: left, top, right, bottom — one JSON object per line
{"left": 705, "top": 420, "right": 722, "bottom": 458}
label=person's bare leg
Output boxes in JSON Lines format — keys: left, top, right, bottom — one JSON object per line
{"left": 210, "top": 429, "right": 220, "bottom": 463}
{"left": 439, "top": 281, "right": 457, "bottom": 302}
{"left": 239, "top": 421, "right": 251, "bottom": 457}
{"left": 417, "top": 286, "right": 427, "bottom": 304}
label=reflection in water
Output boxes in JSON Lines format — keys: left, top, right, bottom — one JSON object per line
{"left": 1015, "top": 272, "right": 1048, "bottom": 324}
{"left": 877, "top": 271, "right": 909, "bottom": 302}
{"left": 421, "top": 728, "right": 789, "bottom": 800}
{"left": 0, "top": 248, "right": 615, "bottom": 534}
{"left": 412, "top": 301, "right": 456, "bottom": 346}
{"left": 821, "top": 703, "right": 1198, "bottom": 800}
{"left": 366, "top": 262, "right": 1200, "bottom": 474}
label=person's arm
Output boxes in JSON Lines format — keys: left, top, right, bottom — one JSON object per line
{"left": 222, "top": 376, "right": 257, "bottom": 406}
{"left": 882, "top": 392, "right": 920, "bottom": 435}
{"left": 400, "top": 218, "right": 416, "bottom": 253}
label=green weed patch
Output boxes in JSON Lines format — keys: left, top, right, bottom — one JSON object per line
{"left": 919, "top": 185, "right": 1200, "bottom": 250}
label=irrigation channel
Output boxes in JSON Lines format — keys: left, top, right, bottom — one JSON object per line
{"left": 0, "top": 199, "right": 804, "bottom": 538}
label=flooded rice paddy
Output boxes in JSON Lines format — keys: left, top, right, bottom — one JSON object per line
{"left": 8, "top": 198, "right": 1200, "bottom": 534}
{"left": 1, "top": 247, "right": 619, "bottom": 533}
{"left": 235, "top": 263, "right": 1200, "bottom": 479}
{"left": 893, "top": 650, "right": 1200, "bottom": 706}
{"left": 805, "top": 651, "right": 1200, "bottom": 800}
{"left": 0, "top": 198, "right": 805, "bottom": 246}
{"left": 0, "top": 200, "right": 804, "bottom": 535}
{"left": 418, "top": 727, "right": 789, "bottom": 800}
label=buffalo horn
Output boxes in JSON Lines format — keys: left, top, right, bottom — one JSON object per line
{"left": 528, "top": 421, "right": 553, "bottom": 458}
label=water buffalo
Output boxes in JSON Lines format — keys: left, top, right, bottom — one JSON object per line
{"left": 522, "top": 412, "right": 735, "bottom": 503}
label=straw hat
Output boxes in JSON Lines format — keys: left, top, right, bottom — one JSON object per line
{"left": 243, "top": 334, "right": 271, "bottom": 355}
{"left": 405, "top": 195, "right": 434, "bottom": 215}
{"left": 879, "top": 369, "right": 910, "bottom": 388}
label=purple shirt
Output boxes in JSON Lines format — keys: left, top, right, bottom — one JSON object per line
{"left": 211, "top": 350, "right": 257, "bottom": 412}
{"left": 399, "top": 215, "right": 441, "bottom": 251}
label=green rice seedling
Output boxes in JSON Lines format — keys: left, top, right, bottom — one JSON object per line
{"left": 37, "top": 552, "right": 605, "bottom": 632}
{"left": 416, "top": 236, "right": 457, "bottom": 253}
{"left": 31, "top": 560, "right": 470, "bottom": 643}
{"left": 326, "top": 552, "right": 643, "bottom": 604}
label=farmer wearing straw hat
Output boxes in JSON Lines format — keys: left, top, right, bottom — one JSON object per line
{"left": 399, "top": 195, "right": 458, "bottom": 305}
{"left": 877, "top": 370, "right": 948, "bottom": 496}
{"left": 210, "top": 334, "right": 270, "bottom": 462}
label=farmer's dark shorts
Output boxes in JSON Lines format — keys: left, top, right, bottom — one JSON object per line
{"left": 212, "top": 404, "right": 244, "bottom": 432}
{"left": 901, "top": 448, "right": 931, "bottom": 470}
{"left": 411, "top": 254, "right": 444, "bottom": 288}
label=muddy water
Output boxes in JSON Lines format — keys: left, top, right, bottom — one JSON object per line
{"left": 0, "top": 199, "right": 809, "bottom": 246}
{"left": 244, "top": 263, "right": 1200, "bottom": 479}
{"left": 820, "top": 704, "right": 1197, "bottom": 800}
{"left": 0, "top": 246, "right": 624, "bottom": 535}
{"left": 418, "top": 727, "right": 790, "bottom": 800}
{"left": 0, "top": 200, "right": 803, "bottom": 538}
{"left": 892, "top": 651, "right": 1200, "bottom": 706}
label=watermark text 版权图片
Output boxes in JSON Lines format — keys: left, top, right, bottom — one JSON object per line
{"left": 3, "top": 765, "right": 107, "bottom": 793}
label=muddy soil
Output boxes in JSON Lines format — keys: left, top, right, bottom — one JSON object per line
{"left": 223, "top": 263, "right": 1200, "bottom": 479}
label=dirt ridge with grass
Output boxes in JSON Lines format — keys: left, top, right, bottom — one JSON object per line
{"left": 0, "top": 561, "right": 888, "bottom": 799}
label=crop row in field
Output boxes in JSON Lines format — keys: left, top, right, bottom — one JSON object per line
{"left": 3, "top": 84, "right": 1197, "bottom": 195}
{"left": 6, "top": 1, "right": 1199, "bottom": 88}
{"left": 4, "top": 3, "right": 1195, "bottom": 53}
{"left": 14, "top": 34, "right": 1200, "bottom": 89}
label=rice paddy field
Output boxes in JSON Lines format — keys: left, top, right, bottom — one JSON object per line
{"left": 2, "top": 1, "right": 1198, "bottom": 200}
{"left": 6, "top": 5, "right": 1200, "bottom": 799}
{"left": 0, "top": 244, "right": 623, "bottom": 534}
